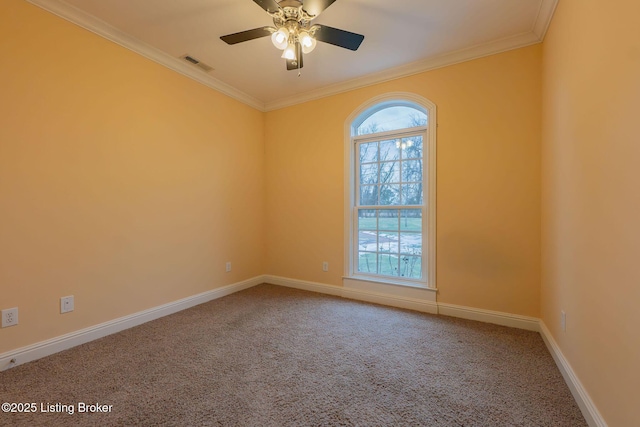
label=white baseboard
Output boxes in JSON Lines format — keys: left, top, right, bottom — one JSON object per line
{"left": 267, "top": 276, "right": 606, "bottom": 425}
{"left": 265, "top": 275, "right": 343, "bottom": 296}
{"left": 267, "top": 276, "right": 535, "bottom": 326}
{"left": 343, "top": 277, "right": 438, "bottom": 313}
{"left": 266, "top": 275, "right": 438, "bottom": 314}
{"left": 539, "top": 321, "right": 607, "bottom": 427}
{"left": 438, "top": 303, "right": 540, "bottom": 331}
{"left": 0, "top": 273, "right": 608, "bottom": 427}
{"left": 0, "top": 275, "right": 266, "bottom": 371}
{"left": 341, "top": 287, "right": 439, "bottom": 314}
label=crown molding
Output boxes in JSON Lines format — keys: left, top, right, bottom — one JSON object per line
{"left": 533, "top": 0, "right": 559, "bottom": 40}
{"left": 264, "top": 0, "right": 558, "bottom": 111}
{"left": 27, "top": 0, "right": 558, "bottom": 113}
{"left": 264, "top": 31, "right": 541, "bottom": 111}
{"left": 26, "top": 0, "right": 266, "bottom": 111}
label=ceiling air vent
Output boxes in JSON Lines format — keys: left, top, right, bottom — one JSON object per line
{"left": 180, "top": 54, "right": 214, "bottom": 73}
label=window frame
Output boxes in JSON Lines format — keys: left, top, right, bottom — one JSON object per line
{"left": 344, "top": 93, "right": 437, "bottom": 290}
{"left": 354, "top": 127, "right": 427, "bottom": 281}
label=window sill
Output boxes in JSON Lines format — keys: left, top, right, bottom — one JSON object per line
{"left": 344, "top": 274, "right": 437, "bottom": 292}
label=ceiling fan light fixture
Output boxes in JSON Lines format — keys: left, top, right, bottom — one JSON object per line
{"left": 271, "top": 27, "right": 289, "bottom": 50}
{"left": 281, "top": 43, "right": 296, "bottom": 60}
{"left": 298, "top": 31, "right": 317, "bottom": 54}
{"left": 220, "top": 0, "right": 365, "bottom": 71}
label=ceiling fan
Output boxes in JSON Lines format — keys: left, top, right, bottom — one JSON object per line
{"left": 220, "top": 0, "right": 365, "bottom": 71}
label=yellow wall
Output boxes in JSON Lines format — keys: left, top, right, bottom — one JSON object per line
{"left": 0, "top": 0, "right": 265, "bottom": 353}
{"left": 541, "top": 0, "right": 640, "bottom": 425}
{"left": 5, "top": 1, "right": 637, "bottom": 423}
{"left": 2, "top": 0, "right": 542, "bottom": 357}
{"left": 266, "top": 45, "right": 542, "bottom": 317}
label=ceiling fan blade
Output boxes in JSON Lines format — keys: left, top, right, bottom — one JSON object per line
{"left": 252, "top": 0, "right": 281, "bottom": 13}
{"left": 302, "top": 0, "right": 338, "bottom": 17}
{"left": 286, "top": 43, "right": 304, "bottom": 71}
{"left": 220, "top": 27, "right": 272, "bottom": 45}
{"left": 313, "top": 25, "right": 364, "bottom": 51}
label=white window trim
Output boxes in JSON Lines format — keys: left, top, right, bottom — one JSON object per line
{"left": 344, "top": 92, "right": 437, "bottom": 290}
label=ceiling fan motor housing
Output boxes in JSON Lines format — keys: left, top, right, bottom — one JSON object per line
{"left": 270, "top": 1, "right": 319, "bottom": 53}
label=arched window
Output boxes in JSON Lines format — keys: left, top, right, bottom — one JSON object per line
{"left": 344, "top": 94, "right": 436, "bottom": 288}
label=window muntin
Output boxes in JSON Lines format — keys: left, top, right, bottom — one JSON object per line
{"left": 353, "top": 107, "right": 427, "bottom": 282}
{"left": 346, "top": 94, "right": 435, "bottom": 289}
{"left": 357, "top": 208, "right": 423, "bottom": 279}
{"left": 358, "top": 136, "right": 424, "bottom": 207}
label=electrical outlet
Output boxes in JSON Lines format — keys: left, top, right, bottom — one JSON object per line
{"left": 2, "top": 308, "right": 18, "bottom": 328}
{"left": 225, "top": 262, "right": 231, "bottom": 272}
{"left": 561, "top": 310, "right": 566, "bottom": 332}
{"left": 322, "top": 262, "right": 329, "bottom": 272}
{"left": 61, "top": 296, "right": 74, "bottom": 314}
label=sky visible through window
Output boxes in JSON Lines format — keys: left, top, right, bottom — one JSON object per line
{"left": 357, "top": 106, "right": 427, "bottom": 136}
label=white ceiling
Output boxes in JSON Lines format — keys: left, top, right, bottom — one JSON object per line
{"left": 28, "top": 0, "right": 557, "bottom": 111}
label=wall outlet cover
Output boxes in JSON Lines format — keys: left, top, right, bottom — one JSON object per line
{"left": 2, "top": 307, "right": 18, "bottom": 328}
{"left": 61, "top": 296, "right": 75, "bottom": 314}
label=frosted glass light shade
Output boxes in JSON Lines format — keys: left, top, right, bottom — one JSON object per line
{"left": 298, "top": 31, "right": 317, "bottom": 54}
{"left": 281, "top": 43, "right": 296, "bottom": 60}
{"left": 271, "top": 28, "right": 289, "bottom": 50}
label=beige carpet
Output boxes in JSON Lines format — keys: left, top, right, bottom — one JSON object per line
{"left": 0, "top": 284, "right": 586, "bottom": 426}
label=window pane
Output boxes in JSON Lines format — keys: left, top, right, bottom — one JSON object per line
{"left": 402, "top": 160, "right": 422, "bottom": 182}
{"left": 380, "top": 140, "right": 400, "bottom": 161}
{"left": 380, "top": 161, "right": 400, "bottom": 183}
{"left": 400, "top": 232, "right": 422, "bottom": 255}
{"left": 378, "top": 210, "right": 398, "bottom": 231}
{"left": 360, "top": 163, "right": 379, "bottom": 185}
{"left": 379, "top": 184, "right": 400, "bottom": 205}
{"left": 403, "top": 137, "right": 423, "bottom": 159}
{"left": 359, "top": 142, "right": 378, "bottom": 163}
{"left": 378, "top": 232, "right": 398, "bottom": 253}
{"left": 358, "top": 252, "right": 377, "bottom": 273}
{"left": 358, "top": 209, "right": 377, "bottom": 230}
{"left": 401, "top": 183, "right": 423, "bottom": 205}
{"left": 358, "top": 210, "right": 377, "bottom": 252}
{"left": 399, "top": 255, "right": 422, "bottom": 279}
{"left": 378, "top": 254, "right": 400, "bottom": 276}
{"left": 400, "top": 209, "right": 422, "bottom": 231}
{"left": 360, "top": 185, "right": 378, "bottom": 205}
{"left": 358, "top": 232, "right": 377, "bottom": 252}
{"left": 357, "top": 106, "right": 427, "bottom": 136}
